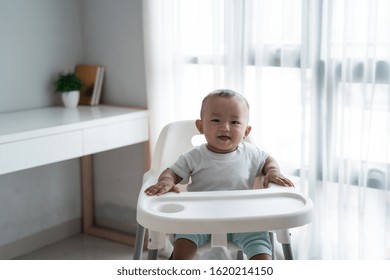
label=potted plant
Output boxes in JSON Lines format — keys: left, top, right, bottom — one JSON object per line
{"left": 55, "top": 72, "right": 83, "bottom": 108}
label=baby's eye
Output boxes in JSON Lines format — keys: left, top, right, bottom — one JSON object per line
{"left": 231, "top": 120, "right": 241, "bottom": 125}
{"left": 211, "top": 119, "right": 220, "bottom": 123}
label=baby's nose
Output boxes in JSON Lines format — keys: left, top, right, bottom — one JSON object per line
{"left": 219, "top": 122, "right": 230, "bottom": 131}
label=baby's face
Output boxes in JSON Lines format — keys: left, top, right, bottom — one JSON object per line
{"left": 197, "top": 96, "right": 251, "bottom": 153}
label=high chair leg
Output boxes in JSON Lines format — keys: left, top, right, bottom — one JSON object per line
{"left": 269, "top": 232, "right": 276, "bottom": 260}
{"left": 275, "top": 229, "right": 294, "bottom": 260}
{"left": 236, "top": 250, "right": 244, "bottom": 260}
{"left": 148, "top": 249, "right": 158, "bottom": 260}
{"left": 133, "top": 224, "right": 145, "bottom": 260}
{"left": 282, "top": 244, "right": 293, "bottom": 260}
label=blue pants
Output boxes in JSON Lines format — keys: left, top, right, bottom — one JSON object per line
{"left": 174, "top": 232, "right": 272, "bottom": 259}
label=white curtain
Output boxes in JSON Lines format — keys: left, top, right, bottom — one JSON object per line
{"left": 143, "top": 0, "right": 390, "bottom": 259}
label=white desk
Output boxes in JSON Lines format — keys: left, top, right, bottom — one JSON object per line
{"left": 0, "top": 105, "right": 149, "bottom": 245}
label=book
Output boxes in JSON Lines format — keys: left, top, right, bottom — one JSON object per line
{"left": 75, "top": 64, "right": 104, "bottom": 105}
{"left": 92, "top": 67, "right": 105, "bottom": 105}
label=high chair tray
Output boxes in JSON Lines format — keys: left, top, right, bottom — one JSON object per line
{"left": 137, "top": 184, "right": 314, "bottom": 234}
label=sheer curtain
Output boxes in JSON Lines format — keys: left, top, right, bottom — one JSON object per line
{"left": 143, "top": 0, "right": 390, "bottom": 259}
{"left": 309, "top": 0, "right": 390, "bottom": 259}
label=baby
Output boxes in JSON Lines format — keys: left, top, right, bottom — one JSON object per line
{"left": 145, "top": 89, "right": 293, "bottom": 260}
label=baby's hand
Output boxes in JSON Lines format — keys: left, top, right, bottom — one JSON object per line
{"left": 144, "top": 180, "right": 181, "bottom": 196}
{"left": 263, "top": 169, "right": 294, "bottom": 188}
{"left": 145, "top": 168, "right": 182, "bottom": 196}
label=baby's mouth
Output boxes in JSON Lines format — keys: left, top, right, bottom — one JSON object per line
{"left": 218, "top": 135, "right": 231, "bottom": 140}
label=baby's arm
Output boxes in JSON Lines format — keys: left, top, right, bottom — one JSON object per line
{"left": 144, "top": 168, "right": 183, "bottom": 196}
{"left": 262, "top": 156, "right": 294, "bottom": 187}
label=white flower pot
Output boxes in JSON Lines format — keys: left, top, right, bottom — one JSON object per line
{"left": 61, "top": 91, "right": 80, "bottom": 108}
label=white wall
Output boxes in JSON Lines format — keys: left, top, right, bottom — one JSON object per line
{"left": 0, "top": 0, "right": 147, "bottom": 259}
{"left": 0, "top": 0, "right": 83, "bottom": 112}
{"left": 81, "top": 0, "right": 147, "bottom": 107}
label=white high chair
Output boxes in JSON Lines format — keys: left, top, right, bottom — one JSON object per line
{"left": 133, "top": 120, "right": 313, "bottom": 260}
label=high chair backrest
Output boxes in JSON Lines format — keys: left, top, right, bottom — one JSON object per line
{"left": 150, "top": 120, "right": 204, "bottom": 174}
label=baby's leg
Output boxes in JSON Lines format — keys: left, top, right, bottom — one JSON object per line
{"left": 231, "top": 232, "right": 272, "bottom": 260}
{"left": 249, "top": 253, "right": 271, "bottom": 260}
{"left": 171, "top": 238, "right": 197, "bottom": 260}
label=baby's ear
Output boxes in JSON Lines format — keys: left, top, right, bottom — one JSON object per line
{"left": 195, "top": 119, "right": 203, "bottom": 134}
{"left": 244, "top": 125, "right": 252, "bottom": 138}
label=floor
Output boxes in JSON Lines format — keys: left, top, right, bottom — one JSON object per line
{"left": 14, "top": 234, "right": 148, "bottom": 260}
{"left": 13, "top": 234, "right": 233, "bottom": 260}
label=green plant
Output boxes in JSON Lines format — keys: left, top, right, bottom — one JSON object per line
{"left": 55, "top": 73, "right": 83, "bottom": 93}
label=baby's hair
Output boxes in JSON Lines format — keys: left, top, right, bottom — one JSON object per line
{"left": 200, "top": 89, "right": 250, "bottom": 118}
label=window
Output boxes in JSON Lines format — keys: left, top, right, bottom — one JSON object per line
{"left": 173, "top": 0, "right": 390, "bottom": 188}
